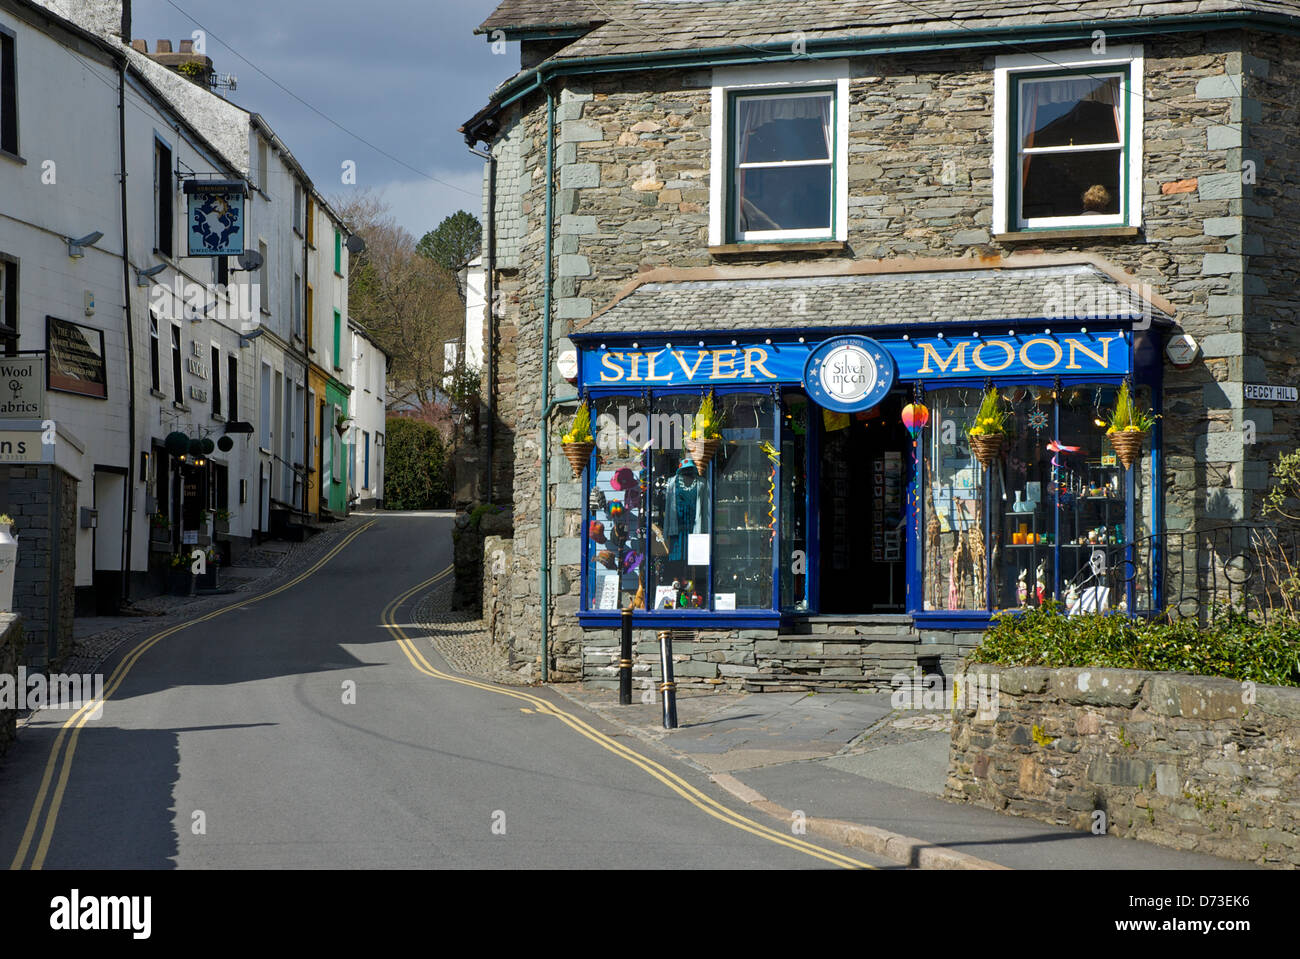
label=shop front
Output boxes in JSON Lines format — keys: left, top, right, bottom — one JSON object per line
{"left": 569, "top": 261, "right": 1171, "bottom": 640}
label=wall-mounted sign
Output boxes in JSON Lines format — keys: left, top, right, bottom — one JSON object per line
{"left": 1166, "top": 332, "right": 1199, "bottom": 368}
{"left": 803, "top": 336, "right": 895, "bottom": 413}
{"left": 0, "top": 429, "right": 52, "bottom": 463}
{"left": 184, "top": 180, "right": 247, "bottom": 257}
{"left": 0, "top": 355, "right": 45, "bottom": 418}
{"left": 46, "top": 316, "right": 107, "bottom": 399}
{"left": 1244, "top": 384, "right": 1298, "bottom": 402}
{"left": 583, "top": 332, "right": 1131, "bottom": 389}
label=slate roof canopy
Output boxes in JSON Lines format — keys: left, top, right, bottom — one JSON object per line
{"left": 572, "top": 256, "right": 1176, "bottom": 338}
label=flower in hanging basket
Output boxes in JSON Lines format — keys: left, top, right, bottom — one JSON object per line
{"left": 559, "top": 402, "right": 596, "bottom": 478}
{"left": 1103, "top": 382, "right": 1158, "bottom": 469}
{"left": 966, "top": 388, "right": 1011, "bottom": 467}
{"left": 685, "top": 391, "right": 724, "bottom": 473}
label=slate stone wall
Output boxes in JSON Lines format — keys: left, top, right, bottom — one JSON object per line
{"left": 947, "top": 664, "right": 1300, "bottom": 868}
{"left": 582, "top": 622, "right": 984, "bottom": 692}
{"left": 1, "top": 465, "right": 77, "bottom": 670}
{"left": 480, "top": 31, "right": 1295, "bottom": 682}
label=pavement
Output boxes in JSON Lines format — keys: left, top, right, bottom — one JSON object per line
{"left": 554, "top": 685, "right": 1258, "bottom": 870}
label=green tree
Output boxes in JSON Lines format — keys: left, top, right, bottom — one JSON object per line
{"left": 384, "top": 417, "right": 451, "bottom": 510}
{"left": 417, "top": 210, "right": 482, "bottom": 275}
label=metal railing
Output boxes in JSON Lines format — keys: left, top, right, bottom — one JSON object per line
{"left": 1065, "top": 523, "right": 1300, "bottom": 624}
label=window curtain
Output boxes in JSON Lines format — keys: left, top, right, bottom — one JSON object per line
{"left": 737, "top": 94, "right": 833, "bottom": 232}
{"left": 1020, "top": 76, "right": 1121, "bottom": 188}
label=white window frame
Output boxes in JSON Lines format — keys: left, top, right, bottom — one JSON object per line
{"left": 709, "top": 60, "right": 850, "bottom": 246}
{"left": 993, "top": 45, "right": 1144, "bottom": 234}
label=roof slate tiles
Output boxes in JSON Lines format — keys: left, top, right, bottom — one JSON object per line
{"left": 574, "top": 265, "right": 1169, "bottom": 336}
{"left": 479, "top": 0, "right": 1300, "bottom": 58}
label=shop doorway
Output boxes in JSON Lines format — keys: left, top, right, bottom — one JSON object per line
{"left": 817, "top": 391, "right": 909, "bottom": 612}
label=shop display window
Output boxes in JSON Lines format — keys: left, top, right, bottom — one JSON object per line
{"left": 647, "top": 394, "right": 710, "bottom": 611}
{"left": 921, "top": 388, "right": 989, "bottom": 611}
{"left": 587, "top": 395, "right": 650, "bottom": 611}
{"left": 712, "top": 392, "right": 776, "bottom": 610}
{"left": 990, "top": 385, "right": 1056, "bottom": 610}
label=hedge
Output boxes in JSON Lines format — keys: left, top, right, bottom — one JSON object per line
{"left": 383, "top": 417, "right": 450, "bottom": 510}
{"left": 971, "top": 601, "right": 1300, "bottom": 688}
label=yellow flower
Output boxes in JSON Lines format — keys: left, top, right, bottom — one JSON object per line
{"left": 1124, "top": 425, "right": 1141, "bottom": 432}
{"left": 563, "top": 433, "right": 575, "bottom": 443}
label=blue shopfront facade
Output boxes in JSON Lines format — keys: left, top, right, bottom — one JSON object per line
{"left": 570, "top": 318, "right": 1165, "bottom": 630}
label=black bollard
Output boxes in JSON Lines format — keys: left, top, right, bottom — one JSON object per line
{"left": 658, "top": 629, "right": 678, "bottom": 729}
{"left": 619, "top": 608, "right": 633, "bottom": 706}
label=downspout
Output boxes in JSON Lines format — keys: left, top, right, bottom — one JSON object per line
{"left": 301, "top": 206, "right": 310, "bottom": 518}
{"left": 539, "top": 83, "right": 555, "bottom": 683}
{"left": 118, "top": 58, "right": 137, "bottom": 604}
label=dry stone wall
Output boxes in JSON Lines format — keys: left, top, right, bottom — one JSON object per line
{"left": 947, "top": 665, "right": 1300, "bottom": 868}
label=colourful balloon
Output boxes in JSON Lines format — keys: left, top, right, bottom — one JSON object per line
{"left": 901, "top": 403, "right": 930, "bottom": 437}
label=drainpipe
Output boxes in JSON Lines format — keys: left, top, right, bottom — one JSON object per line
{"left": 539, "top": 83, "right": 556, "bottom": 683}
{"left": 117, "top": 58, "right": 137, "bottom": 604}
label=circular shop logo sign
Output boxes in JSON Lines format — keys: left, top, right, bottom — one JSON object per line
{"left": 803, "top": 336, "right": 896, "bottom": 413}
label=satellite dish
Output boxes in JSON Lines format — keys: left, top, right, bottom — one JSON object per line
{"left": 345, "top": 234, "right": 366, "bottom": 255}
{"left": 237, "top": 249, "right": 264, "bottom": 272}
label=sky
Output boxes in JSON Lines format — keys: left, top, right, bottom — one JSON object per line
{"left": 133, "top": 0, "right": 515, "bottom": 240}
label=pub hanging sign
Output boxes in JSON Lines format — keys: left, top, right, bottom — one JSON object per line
{"left": 184, "top": 179, "right": 247, "bottom": 257}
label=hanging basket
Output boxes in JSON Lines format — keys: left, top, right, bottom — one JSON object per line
{"left": 1107, "top": 430, "right": 1147, "bottom": 470}
{"left": 561, "top": 440, "right": 596, "bottom": 478}
{"left": 684, "top": 436, "right": 720, "bottom": 474}
{"left": 968, "top": 433, "right": 1005, "bottom": 469}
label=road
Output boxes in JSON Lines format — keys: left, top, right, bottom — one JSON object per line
{"left": 0, "top": 515, "right": 887, "bottom": 870}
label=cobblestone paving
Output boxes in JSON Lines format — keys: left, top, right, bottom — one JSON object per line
{"left": 56, "top": 519, "right": 362, "bottom": 681}
{"left": 412, "top": 579, "right": 532, "bottom": 686}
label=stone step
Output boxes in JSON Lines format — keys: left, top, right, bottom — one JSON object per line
{"left": 742, "top": 673, "right": 891, "bottom": 692}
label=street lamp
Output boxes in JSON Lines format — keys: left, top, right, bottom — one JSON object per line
{"left": 67, "top": 231, "right": 104, "bottom": 258}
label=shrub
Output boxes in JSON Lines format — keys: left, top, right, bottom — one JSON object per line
{"left": 971, "top": 601, "right": 1300, "bottom": 687}
{"left": 383, "top": 417, "right": 450, "bottom": 510}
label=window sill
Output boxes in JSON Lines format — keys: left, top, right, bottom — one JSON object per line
{"left": 150, "top": 389, "right": 166, "bottom": 400}
{"left": 0, "top": 148, "right": 26, "bottom": 166}
{"left": 577, "top": 610, "right": 781, "bottom": 630}
{"left": 260, "top": 308, "right": 272, "bottom": 317}
{"left": 710, "top": 240, "right": 848, "bottom": 256}
{"left": 995, "top": 226, "right": 1141, "bottom": 243}
{"left": 172, "top": 402, "right": 190, "bottom": 413}
{"left": 211, "top": 413, "right": 226, "bottom": 424}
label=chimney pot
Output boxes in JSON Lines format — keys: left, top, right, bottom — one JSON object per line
{"left": 131, "top": 39, "right": 147, "bottom": 53}
{"left": 156, "top": 39, "right": 172, "bottom": 53}
{"left": 180, "top": 39, "right": 193, "bottom": 53}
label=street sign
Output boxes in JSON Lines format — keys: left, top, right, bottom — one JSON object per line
{"left": 1244, "top": 384, "right": 1298, "bottom": 402}
{"left": 0, "top": 355, "right": 45, "bottom": 418}
{"left": 1165, "top": 333, "right": 1199, "bottom": 368}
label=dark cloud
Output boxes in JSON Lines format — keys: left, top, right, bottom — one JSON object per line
{"left": 134, "top": 0, "right": 514, "bottom": 234}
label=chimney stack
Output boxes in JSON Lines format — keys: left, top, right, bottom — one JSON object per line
{"left": 145, "top": 37, "right": 215, "bottom": 88}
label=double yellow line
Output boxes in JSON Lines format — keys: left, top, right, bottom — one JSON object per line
{"left": 8, "top": 520, "right": 377, "bottom": 871}
{"left": 384, "top": 571, "right": 876, "bottom": 870}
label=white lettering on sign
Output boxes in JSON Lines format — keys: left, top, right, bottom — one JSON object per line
{"left": 1244, "top": 384, "right": 1298, "bottom": 402}
{"left": 189, "top": 385, "right": 208, "bottom": 403}
{"left": 186, "top": 358, "right": 208, "bottom": 379}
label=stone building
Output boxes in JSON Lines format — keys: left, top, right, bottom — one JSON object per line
{"left": 461, "top": 0, "right": 1300, "bottom": 689}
